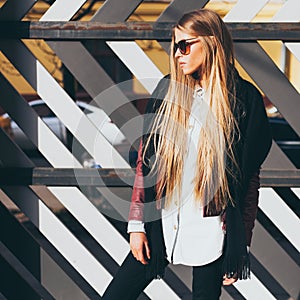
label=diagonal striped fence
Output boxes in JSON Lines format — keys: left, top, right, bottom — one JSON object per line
{"left": 0, "top": 1, "right": 299, "bottom": 299}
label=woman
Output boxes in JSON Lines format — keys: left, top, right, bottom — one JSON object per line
{"left": 103, "top": 9, "right": 272, "bottom": 300}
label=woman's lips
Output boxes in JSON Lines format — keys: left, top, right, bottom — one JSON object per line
{"left": 179, "top": 62, "right": 186, "bottom": 68}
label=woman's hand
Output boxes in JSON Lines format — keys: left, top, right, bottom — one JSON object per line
{"left": 223, "top": 274, "right": 238, "bottom": 285}
{"left": 130, "top": 232, "right": 151, "bottom": 265}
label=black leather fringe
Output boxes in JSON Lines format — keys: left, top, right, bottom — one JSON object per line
{"left": 145, "top": 253, "right": 167, "bottom": 280}
{"left": 145, "top": 219, "right": 168, "bottom": 281}
{"left": 222, "top": 252, "right": 251, "bottom": 280}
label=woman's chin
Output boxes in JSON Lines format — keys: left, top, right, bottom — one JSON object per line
{"left": 182, "top": 69, "right": 192, "bottom": 75}
{"left": 182, "top": 68, "right": 198, "bottom": 76}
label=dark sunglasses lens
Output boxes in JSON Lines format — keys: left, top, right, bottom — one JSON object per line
{"left": 174, "top": 41, "right": 187, "bottom": 54}
{"left": 178, "top": 41, "right": 187, "bottom": 54}
{"left": 174, "top": 43, "right": 178, "bottom": 53}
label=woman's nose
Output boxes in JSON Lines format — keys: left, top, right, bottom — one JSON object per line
{"left": 174, "top": 48, "right": 181, "bottom": 59}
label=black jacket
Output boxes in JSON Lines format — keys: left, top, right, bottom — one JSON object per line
{"left": 134, "top": 72, "right": 272, "bottom": 280}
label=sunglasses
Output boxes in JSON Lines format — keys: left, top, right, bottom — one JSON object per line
{"left": 173, "top": 37, "right": 201, "bottom": 55}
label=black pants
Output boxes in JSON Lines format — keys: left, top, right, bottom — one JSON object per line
{"left": 102, "top": 253, "right": 223, "bottom": 300}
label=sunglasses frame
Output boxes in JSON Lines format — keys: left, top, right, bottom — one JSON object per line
{"left": 173, "top": 37, "right": 201, "bottom": 55}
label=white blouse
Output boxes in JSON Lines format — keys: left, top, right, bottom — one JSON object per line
{"left": 128, "top": 88, "right": 225, "bottom": 266}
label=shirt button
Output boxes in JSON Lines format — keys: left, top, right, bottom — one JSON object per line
{"left": 174, "top": 225, "right": 177, "bottom": 230}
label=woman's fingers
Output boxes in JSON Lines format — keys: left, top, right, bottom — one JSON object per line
{"left": 137, "top": 250, "right": 148, "bottom": 265}
{"left": 130, "top": 232, "right": 150, "bottom": 265}
{"left": 223, "top": 274, "right": 238, "bottom": 286}
{"left": 144, "top": 241, "right": 151, "bottom": 260}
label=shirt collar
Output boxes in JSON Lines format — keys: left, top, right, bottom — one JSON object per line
{"left": 193, "top": 86, "right": 205, "bottom": 99}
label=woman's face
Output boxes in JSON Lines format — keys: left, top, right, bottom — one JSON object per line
{"left": 174, "top": 27, "right": 205, "bottom": 76}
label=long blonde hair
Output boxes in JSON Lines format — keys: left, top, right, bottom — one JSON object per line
{"left": 144, "top": 9, "right": 239, "bottom": 213}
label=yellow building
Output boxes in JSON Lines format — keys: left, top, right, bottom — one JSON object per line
{"left": 0, "top": 0, "right": 299, "bottom": 101}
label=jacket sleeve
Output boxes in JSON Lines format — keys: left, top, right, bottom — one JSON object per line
{"left": 128, "top": 139, "right": 145, "bottom": 221}
{"left": 128, "top": 75, "right": 170, "bottom": 222}
{"left": 237, "top": 79, "right": 272, "bottom": 246}
{"left": 242, "top": 170, "right": 260, "bottom": 246}
{"left": 240, "top": 80, "right": 272, "bottom": 180}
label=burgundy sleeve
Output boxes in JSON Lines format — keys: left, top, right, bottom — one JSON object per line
{"left": 128, "top": 139, "right": 145, "bottom": 221}
{"left": 243, "top": 170, "right": 260, "bottom": 246}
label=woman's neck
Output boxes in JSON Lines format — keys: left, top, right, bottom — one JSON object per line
{"left": 199, "top": 78, "right": 206, "bottom": 89}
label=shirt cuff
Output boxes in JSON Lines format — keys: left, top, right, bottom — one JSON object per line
{"left": 247, "top": 246, "right": 250, "bottom": 253}
{"left": 127, "top": 220, "right": 146, "bottom": 233}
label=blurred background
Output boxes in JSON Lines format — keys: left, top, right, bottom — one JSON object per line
{"left": 0, "top": 1, "right": 299, "bottom": 299}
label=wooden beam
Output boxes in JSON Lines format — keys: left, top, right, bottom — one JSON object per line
{"left": 1, "top": 22, "right": 300, "bottom": 41}
{"left": 0, "top": 168, "right": 299, "bottom": 187}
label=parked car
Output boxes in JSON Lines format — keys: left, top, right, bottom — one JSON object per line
{"left": 1, "top": 99, "right": 298, "bottom": 168}
{"left": 0, "top": 99, "right": 136, "bottom": 167}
